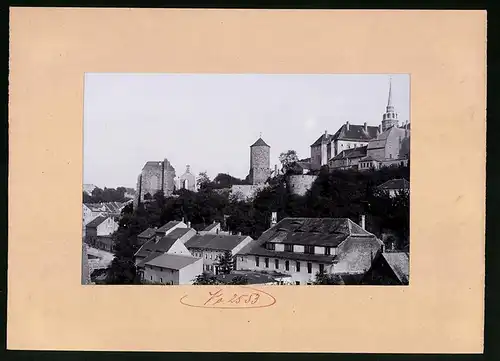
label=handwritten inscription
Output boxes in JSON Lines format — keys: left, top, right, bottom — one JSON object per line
{"left": 180, "top": 286, "right": 276, "bottom": 309}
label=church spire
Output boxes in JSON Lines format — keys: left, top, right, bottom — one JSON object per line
{"left": 386, "top": 76, "right": 394, "bottom": 112}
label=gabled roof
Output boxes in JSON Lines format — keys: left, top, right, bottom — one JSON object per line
{"left": 157, "top": 221, "right": 181, "bottom": 233}
{"left": 140, "top": 253, "right": 199, "bottom": 270}
{"left": 330, "top": 146, "right": 367, "bottom": 161}
{"left": 186, "top": 234, "right": 251, "bottom": 251}
{"left": 137, "top": 228, "right": 157, "bottom": 239}
{"left": 202, "top": 222, "right": 220, "bottom": 232}
{"left": 382, "top": 252, "right": 409, "bottom": 284}
{"left": 238, "top": 217, "right": 379, "bottom": 262}
{"left": 378, "top": 179, "right": 410, "bottom": 190}
{"left": 311, "top": 133, "right": 333, "bottom": 147}
{"left": 135, "top": 228, "right": 193, "bottom": 258}
{"left": 332, "top": 124, "right": 379, "bottom": 142}
{"left": 86, "top": 216, "right": 109, "bottom": 228}
{"left": 250, "top": 138, "right": 270, "bottom": 147}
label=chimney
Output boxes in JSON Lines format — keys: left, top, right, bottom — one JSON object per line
{"left": 238, "top": 232, "right": 242, "bottom": 236}
{"left": 187, "top": 221, "right": 191, "bottom": 228}
{"left": 360, "top": 215, "right": 366, "bottom": 230}
{"left": 271, "top": 212, "right": 278, "bottom": 227}
{"left": 346, "top": 121, "right": 350, "bottom": 131}
{"left": 364, "top": 122, "right": 367, "bottom": 132}
{"left": 182, "top": 217, "right": 185, "bottom": 223}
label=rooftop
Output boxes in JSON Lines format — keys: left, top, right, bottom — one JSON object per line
{"left": 157, "top": 221, "right": 182, "bottom": 233}
{"left": 86, "top": 215, "right": 110, "bottom": 228}
{"left": 382, "top": 252, "right": 409, "bottom": 284}
{"left": 378, "top": 179, "right": 410, "bottom": 190}
{"left": 332, "top": 123, "right": 379, "bottom": 142}
{"left": 137, "top": 227, "right": 157, "bottom": 239}
{"left": 238, "top": 217, "right": 379, "bottom": 263}
{"left": 250, "top": 137, "right": 270, "bottom": 148}
{"left": 202, "top": 222, "right": 220, "bottom": 232}
{"left": 186, "top": 234, "right": 251, "bottom": 251}
{"left": 141, "top": 253, "right": 200, "bottom": 270}
{"left": 330, "top": 146, "right": 368, "bottom": 161}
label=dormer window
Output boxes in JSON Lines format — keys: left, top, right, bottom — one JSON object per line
{"left": 284, "top": 244, "right": 294, "bottom": 252}
{"left": 304, "top": 245, "right": 314, "bottom": 254}
{"left": 266, "top": 243, "right": 275, "bottom": 251}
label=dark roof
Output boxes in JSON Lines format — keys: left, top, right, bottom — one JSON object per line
{"left": 378, "top": 179, "right": 410, "bottom": 190}
{"left": 202, "top": 222, "right": 220, "bottom": 232}
{"left": 330, "top": 146, "right": 367, "bottom": 161}
{"left": 238, "top": 218, "right": 378, "bottom": 263}
{"left": 250, "top": 138, "right": 270, "bottom": 147}
{"left": 382, "top": 252, "right": 409, "bottom": 284}
{"left": 186, "top": 234, "right": 251, "bottom": 251}
{"left": 311, "top": 133, "right": 333, "bottom": 147}
{"left": 141, "top": 253, "right": 200, "bottom": 270}
{"left": 157, "top": 221, "right": 181, "bottom": 233}
{"left": 215, "top": 270, "right": 290, "bottom": 285}
{"left": 135, "top": 228, "right": 193, "bottom": 258}
{"left": 86, "top": 216, "right": 109, "bottom": 228}
{"left": 332, "top": 124, "right": 379, "bottom": 142}
{"left": 138, "top": 228, "right": 156, "bottom": 239}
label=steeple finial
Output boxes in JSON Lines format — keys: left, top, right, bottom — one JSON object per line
{"left": 259, "top": 132, "right": 262, "bottom": 138}
{"left": 387, "top": 76, "right": 393, "bottom": 108}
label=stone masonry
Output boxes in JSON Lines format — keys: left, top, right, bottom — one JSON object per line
{"left": 249, "top": 138, "right": 271, "bottom": 185}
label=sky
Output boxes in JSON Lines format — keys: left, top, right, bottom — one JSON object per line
{"left": 83, "top": 73, "right": 410, "bottom": 189}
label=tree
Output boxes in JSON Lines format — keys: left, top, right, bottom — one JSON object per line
{"left": 279, "top": 150, "right": 299, "bottom": 173}
{"left": 228, "top": 275, "right": 249, "bottom": 285}
{"left": 313, "top": 270, "right": 344, "bottom": 285}
{"left": 216, "top": 250, "right": 234, "bottom": 275}
{"left": 193, "top": 272, "right": 219, "bottom": 285}
{"left": 197, "top": 171, "right": 211, "bottom": 190}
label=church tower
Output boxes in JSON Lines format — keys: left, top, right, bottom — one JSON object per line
{"left": 381, "top": 77, "right": 399, "bottom": 132}
{"left": 249, "top": 136, "right": 271, "bottom": 185}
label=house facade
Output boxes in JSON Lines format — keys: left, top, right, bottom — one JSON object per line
{"left": 377, "top": 178, "right": 410, "bottom": 198}
{"left": 84, "top": 215, "right": 119, "bottom": 252}
{"left": 236, "top": 217, "right": 383, "bottom": 285}
{"left": 185, "top": 234, "right": 253, "bottom": 273}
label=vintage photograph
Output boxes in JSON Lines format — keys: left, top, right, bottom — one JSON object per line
{"left": 82, "top": 73, "right": 410, "bottom": 286}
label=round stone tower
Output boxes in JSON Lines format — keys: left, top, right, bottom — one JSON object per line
{"left": 249, "top": 137, "right": 271, "bottom": 185}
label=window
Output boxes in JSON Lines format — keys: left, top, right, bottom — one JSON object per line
{"left": 266, "top": 243, "right": 275, "bottom": 251}
{"left": 210, "top": 254, "right": 212, "bottom": 259}
{"left": 285, "top": 260, "right": 289, "bottom": 271}
{"left": 296, "top": 261, "right": 301, "bottom": 272}
{"left": 307, "top": 262, "right": 312, "bottom": 274}
{"left": 295, "top": 281, "right": 300, "bottom": 285}
{"left": 284, "top": 244, "right": 294, "bottom": 252}
{"left": 275, "top": 259, "right": 279, "bottom": 269}
{"left": 319, "top": 264, "right": 324, "bottom": 273}
{"left": 160, "top": 278, "right": 163, "bottom": 283}
{"left": 324, "top": 247, "right": 331, "bottom": 256}
{"left": 255, "top": 256, "right": 260, "bottom": 267}
{"left": 265, "top": 258, "right": 269, "bottom": 268}
{"left": 304, "top": 245, "right": 314, "bottom": 254}
{"left": 205, "top": 254, "right": 208, "bottom": 259}
{"left": 150, "top": 276, "right": 153, "bottom": 280}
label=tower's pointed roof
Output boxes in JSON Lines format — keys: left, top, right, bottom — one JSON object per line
{"left": 386, "top": 77, "right": 395, "bottom": 113}
{"left": 387, "top": 77, "right": 393, "bottom": 107}
{"left": 251, "top": 137, "right": 270, "bottom": 147}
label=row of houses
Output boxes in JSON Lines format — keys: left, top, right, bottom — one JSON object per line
{"left": 132, "top": 213, "right": 409, "bottom": 286}
{"left": 82, "top": 201, "right": 130, "bottom": 237}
